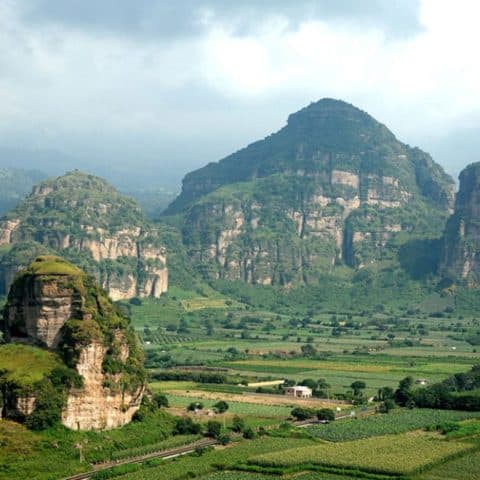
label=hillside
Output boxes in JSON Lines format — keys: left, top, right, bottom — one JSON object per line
{"left": 164, "top": 99, "right": 455, "bottom": 285}
{"left": 0, "top": 170, "right": 168, "bottom": 300}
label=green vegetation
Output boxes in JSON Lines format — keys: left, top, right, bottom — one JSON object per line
{"left": 0, "top": 344, "right": 63, "bottom": 386}
{"left": 112, "top": 437, "right": 316, "bottom": 480}
{"left": 0, "top": 409, "right": 187, "bottom": 479}
{"left": 418, "top": 448, "right": 480, "bottom": 480}
{"left": 0, "top": 170, "right": 167, "bottom": 297}
{"left": 249, "top": 432, "right": 473, "bottom": 476}
{"left": 306, "top": 409, "right": 480, "bottom": 442}
{"left": 24, "top": 255, "right": 84, "bottom": 276}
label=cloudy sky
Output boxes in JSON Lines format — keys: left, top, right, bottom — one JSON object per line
{"left": 0, "top": 0, "right": 479, "bottom": 189}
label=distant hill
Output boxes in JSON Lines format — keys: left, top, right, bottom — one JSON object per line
{"left": 164, "top": 98, "right": 455, "bottom": 286}
{"left": 0, "top": 170, "right": 168, "bottom": 300}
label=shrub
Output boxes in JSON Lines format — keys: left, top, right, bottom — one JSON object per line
{"left": 205, "top": 420, "right": 222, "bottom": 438}
{"left": 291, "top": 407, "right": 316, "bottom": 421}
{"left": 317, "top": 408, "right": 335, "bottom": 422}
{"left": 153, "top": 393, "right": 169, "bottom": 408}
{"left": 173, "top": 417, "right": 202, "bottom": 435}
{"left": 213, "top": 400, "right": 229, "bottom": 414}
{"left": 25, "top": 379, "right": 64, "bottom": 430}
{"left": 187, "top": 402, "right": 204, "bottom": 411}
{"left": 231, "top": 415, "right": 245, "bottom": 433}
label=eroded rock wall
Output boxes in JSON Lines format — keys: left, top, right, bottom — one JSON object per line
{"left": 62, "top": 341, "right": 143, "bottom": 430}
{"left": 182, "top": 168, "right": 427, "bottom": 283}
{"left": 443, "top": 163, "right": 480, "bottom": 286}
{"left": 3, "top": 275, "right": 84, "bottom": 348}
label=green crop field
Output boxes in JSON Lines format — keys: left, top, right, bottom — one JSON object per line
{"left": 417, "top": 449, "right": 480, "bottom": 480}
{"left": 117, "top": 437, "right": 317, "bottom": 480}
{"left": 249, "top": 432, "right": 474, "bottom": 476}
{"left": 200, "top": 473, "right": 354, "bottom": 480}
{"left": 306, "top": 409, "right": 480, "bottom": 442}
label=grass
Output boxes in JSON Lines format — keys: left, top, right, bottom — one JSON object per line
{"left": 249, "top": 431, "right": 474, "bottom": 475}
{"left": 0, "top": 343, "right": 64, "bottom": 386}
{"left": 306, "top": 409, "right": 480, "bottom": 442}
{"left": 26, "top": 255, "right": 84, "bottom": 276}
{"left": 0, "top": 410, "right": 177, "bottom": 479}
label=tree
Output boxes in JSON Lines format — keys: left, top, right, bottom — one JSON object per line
{"left": 218, "top": 433, "right": 231, "bottom": 445}
{"left": 300, "top": 378, "right": 318, "bottom": 390}
{"left": 316, "top": 408, "right": 335, "bottom": 422}
{"left": 394, "top": 376, "right": 414, "bottom": 406}
{"left": 173, "top": 417, "right": 202, "bottom": 435}
{"left": 243, "top": 427, "right": 255, "bottom": 439}
{"left": 317, "top": 378, "right": 330, "bottom": 398}
{"left": 206, "top": 420, "right": 222, "bottom": 438}
{"left": 291, "top": 407, "right": 316, "bottom": 421}
{"left": 300, "top": 344, "right": 317, "bottom": 357}
{"left": 187, "top": 401, "right": 203, "bottom": 411}
{"left": 377, "top": 386, "right": 394, "bottom": 401}
{"left": 231, "top": 415, "right": 245, "bottom": 433}
{"left": 205, "top": 320, "right": 214, "bottom": 336}
{"left": 378, "top": 399, "right": 395, "bottom": 413}
{"left": 178, "top": 318, "right": 190, "bottom": 334}
{"left": 25, "top": 380, "right": 63, "bottom": 430}
{"left": 152, "top": 393, "right": 169, "bottom": 408}
{"left": 351, "top": 381, "right": 366, "bottom": 397}
{"left": 213, "top": 400, "right": 229, "bottom": 414}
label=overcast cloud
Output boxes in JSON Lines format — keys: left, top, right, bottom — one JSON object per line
{"left": 0, "top": 0, "right": 478, "bottom": 188}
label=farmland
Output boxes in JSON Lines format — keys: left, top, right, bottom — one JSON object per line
{"left": 116, "top": 437, "right": 317, "bottom": 480}
{"left": 418, "top": 449, "right": 480, "bottom": 480}
{"left": 249, "top": 431, "right": 474, "bottom": 476}
{"left": 306, "top": 409, "right": 480, "bottom": 441}
{"left": 2, "top": 283, "right": 480, "bottom": 480}
{"left": 113, "top": 288, "right": 480, "bottom": 479}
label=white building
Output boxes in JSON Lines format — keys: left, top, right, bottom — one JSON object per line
{"left": 284, "top": 385, "right": 313, "bottom": 398}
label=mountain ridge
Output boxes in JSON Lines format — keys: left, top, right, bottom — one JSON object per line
{"left": 166, "top": 99, "right": 454, "bottom": 215}
{"left": 163, "top": 99, "right": 455, "bottom": 286}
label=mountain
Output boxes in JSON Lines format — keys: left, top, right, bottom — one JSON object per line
{"left": 0, "top": 256, "right": 145, "bottom": 430}
{"left": 0, "top": 167, "right": 47, "bottom": 215}
{"left": 442, "top": 162, "right": 480, "bottom": 287}
{"left": 164, "top": 99, "right": 455, "bottom": 285}
{"left": 0, "top": 171, "right": 168, "bottom": 300}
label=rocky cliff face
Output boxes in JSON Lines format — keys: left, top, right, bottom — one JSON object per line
{"left": 1, "top": 256, "right": 145, "bottom": 430}
{"left": 442, "top": 163, "right": 480, "bottom": 286}
{"left": 61, "top": 339, "right": 143, "bottom": 430}
{"left": 3, "top": 267, "right": 85, "bottom": 348}
{"left": 0, "top": 171, "right": 168, "bottom": 300}
{"left": 167, "top": 99, "right": 455, "bottom": 284}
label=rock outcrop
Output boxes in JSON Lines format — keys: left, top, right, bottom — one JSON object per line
{"left": 166, "top": 99, "right": 455, "bottom": 284}
{"left": 442, "top": 162, "right": 480, "bottom": 286}
{"left": 0, "top": 171, "right": 168, "bottom": 300}
{"left": 0, "top": 256, "right": 145, "bottom": 430}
